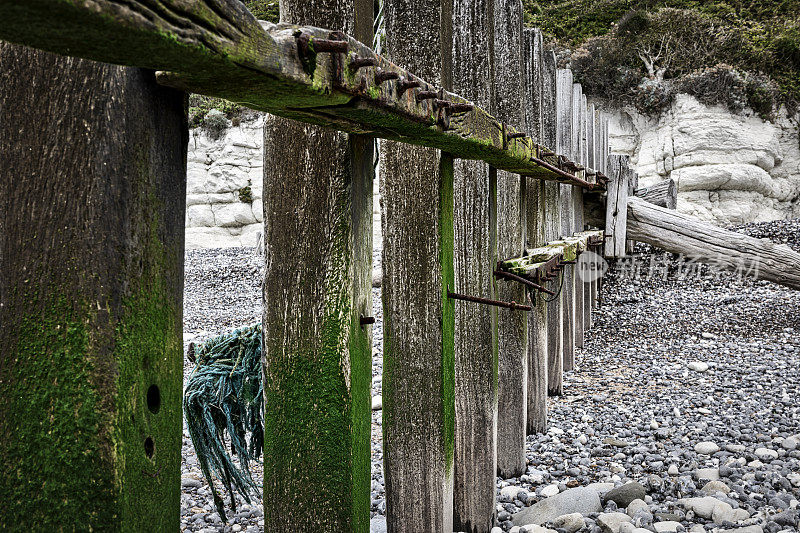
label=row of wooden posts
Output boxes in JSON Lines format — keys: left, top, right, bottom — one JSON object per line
{"left": 0, "top": 0, "right": 623, "bottom": 532}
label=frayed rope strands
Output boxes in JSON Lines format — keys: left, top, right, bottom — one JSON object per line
{"left": 183, "top": 323, "right": 263, "bottom": 521}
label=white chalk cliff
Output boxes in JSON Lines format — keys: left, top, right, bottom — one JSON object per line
{"left": 606, "top": 94, "right": 800, "bottom": 225}
{"left": 186, "top": 117, "right": 264, "bottom": 249}
{"left": 186, "top": 95, "right": 800, "bottom": 248}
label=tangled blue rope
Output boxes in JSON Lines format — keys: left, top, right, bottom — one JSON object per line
{"left": 183, "top": 324, "right": 263, "bottom": 521}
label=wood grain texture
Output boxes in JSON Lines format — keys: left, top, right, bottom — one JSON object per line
{"left": 635, "top": 179, "right": 677, "bottom": 209}
{"left": 542, "top": 50, "right": 557, "bottom": 151}
{"left": 573, "top": 189, "right": 585, "bottom": 350}
{"left": 0, "top": 45, "right": 186, "bottom": 530}
{"left": 524, "top": 177, "right": 549, "bottom": 435}
{"left": 573, "top": 95, "right": 587, "bottom": 350}
{"left": 605, "top": 155, "right": 630, "bottom": 259}
{"left": 587, "top": 104, "right": 596, "bottom": 173}
{"left": 381, "top": 1, "right": 455, "bottom": 531}
{"left": 584, "top": 104, "right": 596, "bottom": 331}
{"left": 523, "top": 27, "right": 548, "bottom": 435}
{"left": 602, "top": 116, "right": 610, "bottom": 174}
{"left": 557, "top": 71, "right": 575, "bottom": 374}
{"left": 451, "top": 0, "right": 497, "bottom": 529}
{"left": 523, "top": 28, "right": 544, "bottom": 145}
{"left": 626, "top": 197, "right": 800, "bottom": 290}
{"left": 543, "top": 54, "right": 562, "bottom": 397}
{"left": 494, "top": 0, "right": 528, "bottom": 480}
{"left": 261, "top": 2, "right": 373, "bottom": 531}
{"left": 0, "top": 0, "right": 596, "bottom": 189}
{"left": 626, "top": 167, "right": 639, "bottom": 254}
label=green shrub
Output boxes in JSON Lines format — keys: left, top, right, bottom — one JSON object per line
{"left": 238, "top": 186, "right": 254, "bottom": 204}
{"left": 188, "top": 95, "right": 243, "bottom": 128}
{"left": 633, "top": 79, "right": 674, "bottom": 114}
{"left": 679, "top": 65, "right": 747, "bottom": 113}
{"left": 529, "top": 1, "right": 800, "bottom": 112}
{"left": 745, "top": 73, "right": 780, "bottom": 119}
{"left": 202, "top": 110, "right": 230, "bottom": 140}
{"left": 243, "top": 0, "right": 279, "bottom": 22}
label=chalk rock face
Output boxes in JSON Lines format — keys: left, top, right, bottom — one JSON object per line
{"left": 185, "top": 117, "right": 265, "bottom": 248}
{"left": 606, "top": 94, "right": 800, "bottom": 225}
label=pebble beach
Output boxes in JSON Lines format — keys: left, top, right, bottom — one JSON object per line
{"left": 178, "top": 219, "right": 800, "bottom": 533}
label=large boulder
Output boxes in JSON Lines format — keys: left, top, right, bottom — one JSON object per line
{"left": 512, "top": 487, "right": 602, "bottom": 526}
{"left": 603, "top": 482, "right": 646, "bottom": 508}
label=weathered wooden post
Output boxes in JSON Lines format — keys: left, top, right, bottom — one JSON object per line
{"left": 573, "top": 95, "right": 587, "bottom": 350}
{"left": 595, "top": 114, "right": 610, "bottom": 303}
{"left": 523, "top": 27, "right": 548, "bottom": 435}
{"left": 562, "top": 82, "right": 584, "bottom": 368}
{"left": 381, "top": 0, "right": 456, "bottom": 531}
{"left": 0, "top": 46, "right": 186, "bottom": 529}
{"left": 495, "top": 0, "right": 528, "bottom": 479}
{"left": 544, "top": 53, "right": 563, "bottom": 397}
{"left": 557, "top": 70, "right": 575, "bottom": 375}
{"left": 584, "top": 103, "right": 596, "bottom": 330}
{"left": 605, "top": 154, "right": 630, "bottom": 259}
{"left": 626, "top": 167, "right": 639, "bottom": 254}
{"left": 261, "top": 1, "right": 374, "bottom": 531}
{"left": 452, "top": 0, "right": 497, "bottom": 528}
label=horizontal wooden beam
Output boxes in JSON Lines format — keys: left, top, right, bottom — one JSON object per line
{"left": 499, "top": 230, "right": 603, "bottom": 277}
{"left": 0, "top": 0, "right": 599, "bottom": 189}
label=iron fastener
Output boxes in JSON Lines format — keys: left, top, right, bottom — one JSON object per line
{"left": 349, "top": 54, "right": 377, "bottom": 72}
{"left": 449, "top": 102, "right": 474, "bottom": 113}
{"left": 375, "top": 69, "right": 400, "bottom": 84}
{"left": 416, "top": 90, "right": 438, "bottom": 103}
{"left": 397, "top": 76, "right": 422, "bottom": 96}
{"left": 494, "top": 270, "right": 555, "bottom": 296}
{"left": 447, "top": 290, "right": 531, "bottom": 312}
{"left": 311, "top": 38, "right": 349, "bottom": 54}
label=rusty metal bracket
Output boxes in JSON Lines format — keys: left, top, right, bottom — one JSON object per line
{"left": 494, "top": 269, "right": 556, "bottom": 296}
{"left": 447, "top": 289, "right": 531, "bottom": 311}
{"left": 534, "top": 254, "right": 563, "bottom": 285}
{"left": 529, "top": 157, "right": 594, "bottom": 188}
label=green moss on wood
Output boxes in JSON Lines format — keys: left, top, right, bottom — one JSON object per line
{"left": 115, "top": 271, "right": 183, "bottom": 530}
{"left": 349, "top": 309, "right": 371, "bottom": 532}
{"left": 439, "top": 154, "right": 456, "bottom": 475}
{"left": 262, "top": 177, "right": 369, "bottom": 531}
{"left": 0, "top": 295, "right": 116, "bottom": 528}
{"left": 0, "top": 248, "right": 182, "bottom": 530}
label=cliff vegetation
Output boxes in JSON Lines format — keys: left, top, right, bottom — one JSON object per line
{"left": 526, "top": 1, "right": 800, "bottom": 117}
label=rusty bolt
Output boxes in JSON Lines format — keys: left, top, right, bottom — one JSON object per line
{"left": 433, "top": 99, "right": 452, "bottom": 110}
{"left": 397, "top": 76, "right": 422, "bottom": 96}
{"left": 349, "top": 54, "right": 378, "bottom": 72}
{"left": 416, "top": 90, "right": 438, "bottom": 103}
{"left": 375, "top": 69, "right": 400, "bottom": 84}
{"left": 507, "top": 132, "right": 527, "bottom": 141}
{"left": 449, "top": 102, "right": 474, "bottom": 113}
{"left": 312, "top": 38, "right": 349, "bottom": 54}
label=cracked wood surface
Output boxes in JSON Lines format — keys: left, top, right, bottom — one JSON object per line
{"left": 0, "top": 0, "right": 600, "bottom": 189}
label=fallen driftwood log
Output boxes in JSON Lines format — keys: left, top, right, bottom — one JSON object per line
{"left": 585, "top": 195, "right": 800, "bottom": 290}
{"left": 626, "top": 197, "right": 800, "bottom": 290}
{"left": 634, "top": 179, "right": 677, "bottom": 209}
